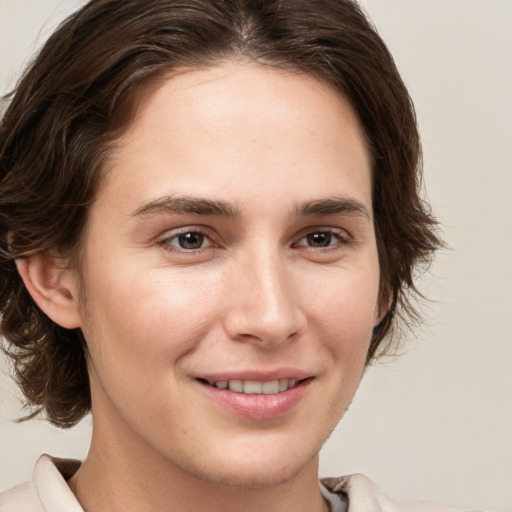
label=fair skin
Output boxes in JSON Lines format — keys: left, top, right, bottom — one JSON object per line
{"left": 20, "top": 61, "right": 382, "bottom": 512}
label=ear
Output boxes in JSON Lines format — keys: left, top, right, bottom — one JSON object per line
{"left": 16, "top": 253, "right": 82, "bottom": 329}
{"left": 374, "top": 290, "right": 393, "bottom": 327}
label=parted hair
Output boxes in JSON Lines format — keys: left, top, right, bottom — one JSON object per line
{"left": 0, "top": 0, "right": 441, "bottom": 428}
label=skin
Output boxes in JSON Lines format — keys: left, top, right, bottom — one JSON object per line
{"left": 25, "top": 61, "right": 382, "bottom": 512}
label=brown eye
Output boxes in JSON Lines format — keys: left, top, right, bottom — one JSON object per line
{"left": 164, "top": 231, "right": 211, "bottom": 251}
{"left": 295, "top": 230, "right": 347, "bottom": 249}
{"left": 306, "top": 232, "right": 334, "bottom": 247}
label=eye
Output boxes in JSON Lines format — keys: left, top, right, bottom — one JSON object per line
{"left": 161, "top": 230, "right": 213, "bottom": 251}
{"left": 294, "top": 229, "right": 349, "bottom": 249}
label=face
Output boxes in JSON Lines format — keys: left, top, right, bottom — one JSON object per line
{"left": 74, "top": 62, "right": 381, "bottom": 488}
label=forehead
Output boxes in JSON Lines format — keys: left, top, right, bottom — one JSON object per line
{"left": 98, "top": 61, "right": 372, "bottom": 216}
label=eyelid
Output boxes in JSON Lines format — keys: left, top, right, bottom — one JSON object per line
{"left": 293, "top": 227, "right": 352, "bottom": 248}
{"left": 157, "top": 226, "right": 218, "bottom": 252}
{"left": 155, "top": 224, "right": 353, "bottom": 254}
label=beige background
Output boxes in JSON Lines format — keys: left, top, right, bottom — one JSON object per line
{"left": 0, "top": 1, "right": 510, "bottom": 510}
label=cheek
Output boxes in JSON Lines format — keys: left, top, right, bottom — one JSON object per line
{"left": 79, "top": 269, "right": 223, "bottom": 428}
{"left": 302, "top": 262, "right": 380, "bottom": 376}
{"left": 80, "top": 265, "right": 225, "bottom": 375}
{"left": 307, "top": 265, "right": 380, "bottom": 332}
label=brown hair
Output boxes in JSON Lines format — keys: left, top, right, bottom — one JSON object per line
{"left": 0, "top": 0, "right": 441, "bottom": 427}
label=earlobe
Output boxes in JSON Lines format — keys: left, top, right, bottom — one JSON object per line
{"left": 16, "top": 253, "right": 82, "bottom": 329}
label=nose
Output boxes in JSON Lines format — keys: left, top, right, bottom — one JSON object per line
{"left": 222, "top": 250, "right": 305, "bottom": 347}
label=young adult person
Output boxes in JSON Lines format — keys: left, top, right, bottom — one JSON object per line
{"left": 0, "top": 0, "right": 484, "bottom": 511}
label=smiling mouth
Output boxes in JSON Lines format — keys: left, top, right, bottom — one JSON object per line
{"left": 197, "top": 378, "right": 304, "bottom": 395}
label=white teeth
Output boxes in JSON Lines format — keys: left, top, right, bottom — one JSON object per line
{"left": 243, "top": 381, "right": 262, "bottom": 394}
{"left": 228, "top": 380, "right": 243, "bottom": 392}
{"left": 213, "top": 379, "right": 299, "bottom": 394}
{"left": 262, "top": 380, "right": 279, "bottom": 394}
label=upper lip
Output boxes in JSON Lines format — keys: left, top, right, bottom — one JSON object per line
{"left": 196, "top": 368, "right": 313, "bottom": 384}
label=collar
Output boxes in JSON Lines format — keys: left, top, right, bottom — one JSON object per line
{"left": 33, "top": 454, "right": 83, "bottom": 512}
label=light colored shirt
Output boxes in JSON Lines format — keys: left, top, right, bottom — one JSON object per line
{"left": 321, "top": 482, "right": 348, "bottom": 511}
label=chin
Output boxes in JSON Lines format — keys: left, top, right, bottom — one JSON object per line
{"left": 202, "top": 459, "right": 314, "bottom": 490}
{"left": 183, "top": 441, "right": 321, "bottom": 490}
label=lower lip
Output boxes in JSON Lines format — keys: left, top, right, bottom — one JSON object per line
{"left": 198, "top": 379, "right": 311, "bottom": 421}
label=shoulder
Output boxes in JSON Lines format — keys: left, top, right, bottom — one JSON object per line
{"left": 0, "top": 481, "right": 44, "bottom": 512}
{"left": 322, "top": 474, "right": 490, "bottom": 512}
{"left": 0, "top": 455, "right": 82, "bottom": 512}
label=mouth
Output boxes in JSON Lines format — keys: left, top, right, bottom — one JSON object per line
{"left": 197, "top": 378, "right": 304, "bottom": 395}
{"left": 196, "top": 375, "right": 312, "bottom": 420}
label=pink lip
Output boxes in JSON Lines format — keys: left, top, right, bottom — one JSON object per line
{"left": 195, "top": 369, "right": 313, "bottom": 421}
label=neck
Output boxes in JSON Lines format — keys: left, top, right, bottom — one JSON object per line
{"left": 69, "top": 421, "right": 328, "bottom": 512}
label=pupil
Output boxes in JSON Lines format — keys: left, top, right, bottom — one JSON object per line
{"left": 178, "top": 232, "right": 204, "bottom": 249}
{"left": 307, "top": 232, "right": 331, "bottom": 247}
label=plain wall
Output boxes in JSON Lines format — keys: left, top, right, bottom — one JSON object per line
{"left": 0, "top": 1, "right": 510, "bottom": 511}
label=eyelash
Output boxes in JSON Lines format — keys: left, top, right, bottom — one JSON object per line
{"left": 159, "top": 227, "right": 214, "bottom": 252}
{"left": 158, "top": 227, "right": 352, "bottom": 254}
{"left": 293, "top": 228, "right": 351, "bottom": 250}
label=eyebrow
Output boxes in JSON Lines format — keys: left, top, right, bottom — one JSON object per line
{"left": 130, "top": 195, "right": 241, "bottom": 219}
{"left": 130, "top": 194, "right": 371, "bottom": 221}
{"left": 295, "top": 197, "right": 372, "bottom": 221}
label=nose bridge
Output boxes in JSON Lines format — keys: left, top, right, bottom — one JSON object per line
{"left": 224, "top": 244, "right": 303, "bottom": 345}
